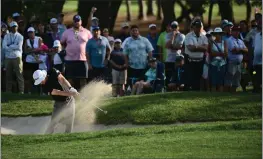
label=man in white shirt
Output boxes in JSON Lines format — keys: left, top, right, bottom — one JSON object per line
{"left": 2, "top": 21, "right": 24, "bottom": 93}
{"left": 184, "top": 19, "right": 208, "bottom": 91}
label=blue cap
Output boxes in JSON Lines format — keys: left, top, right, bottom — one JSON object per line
{"left": 92, "top": 26, "right": 100, "bottom": 31}
{"left": 73, "top": 15, "right": 81, "bottom": 22}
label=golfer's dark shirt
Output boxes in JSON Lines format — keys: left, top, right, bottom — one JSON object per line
{"left": 44, "top": 68, "right": 69, "bottom": 102}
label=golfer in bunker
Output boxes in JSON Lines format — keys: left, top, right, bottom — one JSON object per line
{"left": 33, "top": 68, "right": 79, "bottom": 134}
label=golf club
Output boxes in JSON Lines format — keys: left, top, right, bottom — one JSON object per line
{"left": 81, "top": 97, "right": 108, "bottom": 114}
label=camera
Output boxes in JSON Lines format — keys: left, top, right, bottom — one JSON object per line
{"left": 171, "top": 25, "right": 178, "bottom": 29}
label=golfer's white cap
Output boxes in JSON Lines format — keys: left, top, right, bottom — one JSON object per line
{"left": 33, "top": 70, "right": 47, "bottom": 85}
{"left": 114, "top": 39, "right": 122, "bottom": 43}
{"left": 149, "top": 24, "right": 157, "bottom": 29}
{"left": 121, "top": 22, "right": 129, "bottom": 28}
{"left": 9, "top": 21, "right": 18, "bottom": 27}
{"left": 50, "top": 18, "right": 58, "bottom": 24}
{"left": 53, "top": 40, "right": 61, "bottom": 48}
{"left": 12, "top": 12, "right": 20, "bottom": 17}
{"left": 27, "top": 27, "right": 35, "bottom": 32}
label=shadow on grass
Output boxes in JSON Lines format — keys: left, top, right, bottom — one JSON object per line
{"left": 1, "top": 93, "right": 51, "bottom": 103}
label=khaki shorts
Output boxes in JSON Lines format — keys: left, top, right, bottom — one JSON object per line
{"left": 112, "top": 69, "right": 127, "bottom": 85}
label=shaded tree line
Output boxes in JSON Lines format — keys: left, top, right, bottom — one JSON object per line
{"left": 2, "top": 0, "right": 262, "bottom": 32}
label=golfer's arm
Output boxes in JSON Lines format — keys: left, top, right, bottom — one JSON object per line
{"left": 51, "top": 89, "right": 73, "bottom": 96}
{"left": 58, "top": 74, "right": 72, "bottom": 89}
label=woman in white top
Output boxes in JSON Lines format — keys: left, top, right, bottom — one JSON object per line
{"left": 24, "top": 27, "right": 42, "bottom": 94}
{"left": 52, "top": 40, "right": 66, "bottom": 73}
{"left": 208, "top": 27, "right": 228, "bottom": 92}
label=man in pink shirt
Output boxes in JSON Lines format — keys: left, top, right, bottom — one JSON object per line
{"left": 61, "top": 15, "right": 92, "bottom": 90}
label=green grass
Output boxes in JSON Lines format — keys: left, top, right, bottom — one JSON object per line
{"left": 2, "top": 92, "right": 261, "bottom": 125}
{"left": 2, "top": 119, "right": 261, "bottom": 159}
{"left": 62, "top": 0, "right": 78, "bottom": 12}
{"left": 1, "top": 93, "right": 53, "bottom": 117}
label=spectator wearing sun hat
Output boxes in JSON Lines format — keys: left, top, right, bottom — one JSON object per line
{"left": 147, "top": 24, "right": 159, "bottom": 59}
{"left": 52, "top": 40, "right": 66, "bottom": 73}
{"left": 224, "top": 25, "right": 248, "bottom": 93}
{"left": 208, "top": 27, "right": 228, "bottom": 92}
{"left": 12, "top": 12, "right": 20, "bottom": 22}
{"left": 221, "top": 19, "right": 233, "bottom": 41}
{"left": 2, "top": 21, "right": 24, "bottom": 93}
{"left": 61, "top": 15, "right": 93, "bottom": 90}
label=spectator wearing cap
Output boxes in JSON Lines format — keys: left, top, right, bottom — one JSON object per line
{"left": 12, "top": 12, "right": 20, "bottom": 22}
{"left": 86, "top": 7, "right": 99, "bottom": 31}
{"left": 102, "top": 28, "right": 115, "bottom": 48}
{"left": 157, "top": 22, "right": 172, "bottom": 62}
{"left": 147, "top": 24, "right": 159, "bottom": 59}
{"left": 167, "top": 55, "right": 186, "bottom": 91}
{"left": 109, "top": 39, "right": 127, "bottom": 97}
{"left": 61, "top": 15, "right": 92, "bottom": 90}
{"left": 184, "top": 19, "right": 208, "bottom": 91}
{"left": 221, "top": 19, "right": 233, "bottom": 41}
{"left": 86, "top": 26, "right": 111, "bottom": 82}
{"left": 2, "top": 21, "right": 24, "bottom": 94}
{"left": 23, "top": 27, "right": 43, "bottom": 94}
{"left": 57, "top": 13, "right": 67, "bottom": 31}
{"left": 118, "top": 22, "right": 130, "bottom": 42}
{"left": 123, "top": 25, "right": 154, "bottom": 86}
{"left": 224, "top": 25, "right": 248, "bottom": 93}
{"left": 165, "top": 21, "right": 185, "bottom": 84}
{"left": 252, "top": 17, "right": 262, "bottom": 93}
{"left": 208, "top": 27, "right": 228, "bottom": 92}
{"left": 52, "top": 40, "right": 66, "bottom": 73}
{"left": 45, "top": 18, "right": 64, "bottom": 49}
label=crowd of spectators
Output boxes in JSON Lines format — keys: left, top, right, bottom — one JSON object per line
{"left": 1, "top": 9, "right": 262, "bottom": 97}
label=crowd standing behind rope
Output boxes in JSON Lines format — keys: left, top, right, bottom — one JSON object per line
{"left": 1, "top": 9, "right": 262, "bottom": 97}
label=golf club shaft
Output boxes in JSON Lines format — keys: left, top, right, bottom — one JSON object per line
{"left": 81, "top": 97, "right": 107, "bottom": 113}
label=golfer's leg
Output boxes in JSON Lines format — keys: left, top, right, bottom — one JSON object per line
{"left": 45, "top": 104, "right": 62, "bottom": 134}
{"left": 65, "top": 99, "right": 75, "bottom": 133}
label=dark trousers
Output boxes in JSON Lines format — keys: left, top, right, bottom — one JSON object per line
{"left": 127, "top": 67, "right": 146, "bottom": 86}
{"left": 165, "top": 62, "right": 174, "bottom": 86}
{"left": 87, "top": 67, "right": 107, "bottom": 83}
{"left": 185, "top": 61, "right": 204, "bottom": 91}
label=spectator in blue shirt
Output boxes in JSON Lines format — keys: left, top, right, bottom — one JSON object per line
{"left": 224, "top": 25, "right": 248, "bottom": 93}
{"left": 221, "top": 19, "right": 233, "bottom": 41}
{"left": 86, "top": 26, "right": 111, "bottom": 82}
{"left": 147, "top": 24, "right": 159, "bottom": 59}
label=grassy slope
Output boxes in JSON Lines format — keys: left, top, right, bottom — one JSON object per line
{"left": 2, "top": 92, "right": 261, "bottom": 124}
{"left": 2, "top": 119, "right": 261, "bottom": 159}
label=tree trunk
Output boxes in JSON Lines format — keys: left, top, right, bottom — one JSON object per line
{"left": 218, "top": 0, "right": 234, "bottom": 22}
{"left": 78, "top": 0, "right": 94, "bottom": 28}
{"left": 208, "top": 1, "right": 214, "bottom": 28}
{"left": 126, "top": 0, "right": 131, "bottom": 21}
{"left": 176, "top": 0, "right": 191, "bottom": 23}
{"left": 156, "top": 0, "right": 162, "bottom": 20}
{"left": 161, "top": 0, "right": 176, "bottom": 31}
{"left": 147, "top": 0, "right": 154, "bottom": 16}
{"left": 246, "top": 0, "right": 251, "bottom": 23}
{"left": 108, "top": 0, "right": 122, "bottom": 33}
{"left": 138, "top": 0, "right": 144, "bottom": 20}
{"left": 50, "top": 0, "right": 66, "bottom": 15}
